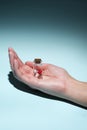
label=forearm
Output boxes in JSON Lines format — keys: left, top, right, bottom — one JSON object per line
{"left": 65, "top": 77, "right": 87, "bottom": 107}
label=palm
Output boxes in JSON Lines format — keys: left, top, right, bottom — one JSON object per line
{"left": 8, "top": 48, "right": 68, "bottom": 94}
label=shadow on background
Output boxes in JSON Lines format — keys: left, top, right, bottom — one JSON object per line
{"left": 8, "top": 71, "right": 87, "bottom": 110}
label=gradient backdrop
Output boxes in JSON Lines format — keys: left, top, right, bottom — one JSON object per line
{"left": 0, "top": 0, "right": 87, "bottom": 130}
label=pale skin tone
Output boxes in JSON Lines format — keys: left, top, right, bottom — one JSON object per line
{"left": 8, "top": 48, "right": 87, "bottom": 107}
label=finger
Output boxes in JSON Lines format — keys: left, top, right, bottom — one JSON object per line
{"left": 14, "top": 59, "right": 40, "bottom": 88}
{"left": 37, "top": 63, "right": 48, "bottom": 70}
{"left": 25, "top": 61, "right": 34, "bottom": 68}
{"left": 13, "top": 59, "right": 24, "bottom": 81}
{"left": 8, "top": 47, "right": 23, "bottom": 66}
{"left": 8, "top": 51, "right": 14, "bottom": 71}
{"left": 26, "top": 61, "right": 48, "bottom": 70}
{"left": 22, "top": 65, "right": 33, "bottom": 75}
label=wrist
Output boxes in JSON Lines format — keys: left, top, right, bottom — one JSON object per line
{"left": 65, "top": 76, "right": 87, "bottom": 107}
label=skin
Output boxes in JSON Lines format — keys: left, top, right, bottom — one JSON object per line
{"left": 8, "top": 48, "right": 87, "bottom": 107}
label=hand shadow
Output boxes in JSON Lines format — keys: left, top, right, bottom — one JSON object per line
{"left": 8, "top": 71, "right": 87, "bottom": 110}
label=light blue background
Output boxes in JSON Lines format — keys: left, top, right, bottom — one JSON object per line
{"left": 0, "top": 25, "right": 87, "bottom": 130}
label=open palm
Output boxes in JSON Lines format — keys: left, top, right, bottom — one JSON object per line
{"left": 8, "top": 48, "right": 69, "bottom": 96}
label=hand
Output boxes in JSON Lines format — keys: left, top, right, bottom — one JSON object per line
{"left": 8, "top": 48, "right": 87, "bottom": 107}
{"left": 8, "top": 48, "right": 70, "bottom": 97}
